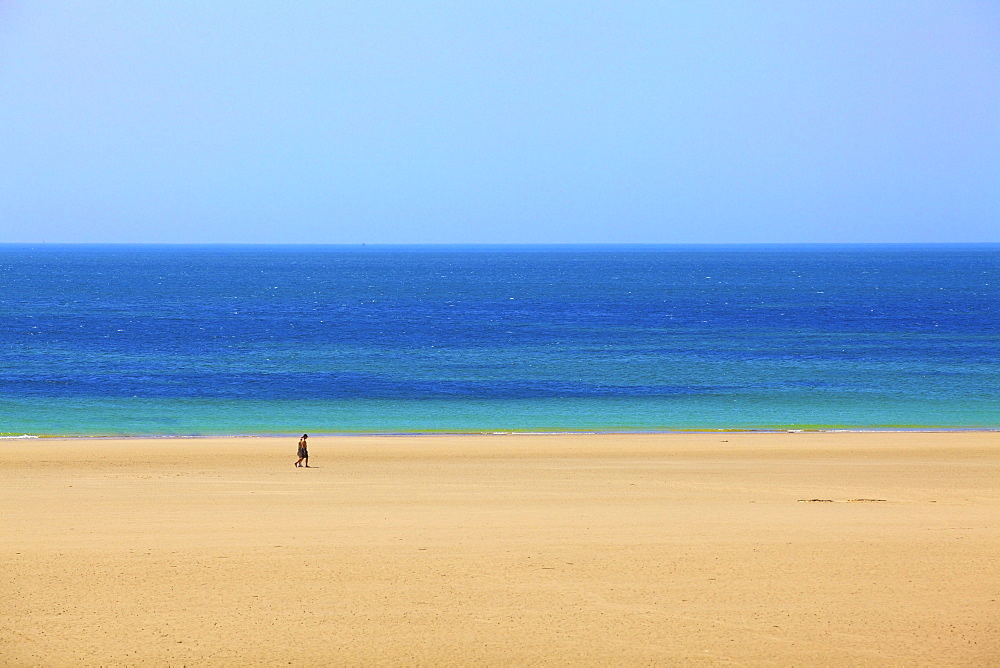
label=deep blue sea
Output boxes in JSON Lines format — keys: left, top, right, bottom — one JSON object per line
{"left": 0, "top": 244, "right": 996, "bottom": 436}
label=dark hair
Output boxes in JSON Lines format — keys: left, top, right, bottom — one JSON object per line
{"left": 302, "top": 434, "right": 308, "bottom": 438}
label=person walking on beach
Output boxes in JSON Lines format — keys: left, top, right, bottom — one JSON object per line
{"left": 295, "top": 434, "right": 309, "bottom": 467}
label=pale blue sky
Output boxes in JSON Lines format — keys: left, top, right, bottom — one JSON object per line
{"left": 0, "top": 1, "right": 997, "bottom": 243}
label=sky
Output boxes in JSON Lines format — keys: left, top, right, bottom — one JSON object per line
{"left": 0, "top": 1, "right": 997, "bottom": 244}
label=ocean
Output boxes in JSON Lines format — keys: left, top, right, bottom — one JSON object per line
{"left": 0, "top": 244, "right": 996, "bottom": 436}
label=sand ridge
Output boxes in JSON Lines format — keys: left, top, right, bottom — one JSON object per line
{"left": 1, "top": 431, "right": 997, "bottom": 665}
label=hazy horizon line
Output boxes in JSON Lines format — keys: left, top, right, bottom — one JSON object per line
{"left": 2, "top": 241, "right": 997, "bottom": 249}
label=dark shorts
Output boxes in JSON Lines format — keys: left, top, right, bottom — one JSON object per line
{"left": 298, "top": 449, "right": 308, "bottom": 458}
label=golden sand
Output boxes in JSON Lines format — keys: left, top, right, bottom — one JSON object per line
{"left": 1, "top": 431, "right": 997, "bottom": 665}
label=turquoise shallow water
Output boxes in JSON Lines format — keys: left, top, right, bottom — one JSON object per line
{"left": 1, "top": 244, "right": 997, "bottom": 435}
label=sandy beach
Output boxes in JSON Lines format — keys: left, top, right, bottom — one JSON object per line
{"left": 1, "top": 431, "right": 997, "bottom": 666}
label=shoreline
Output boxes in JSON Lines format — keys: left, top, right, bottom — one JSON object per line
{"left": 4, "top": 425, "right": 999, "bottom": 440}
